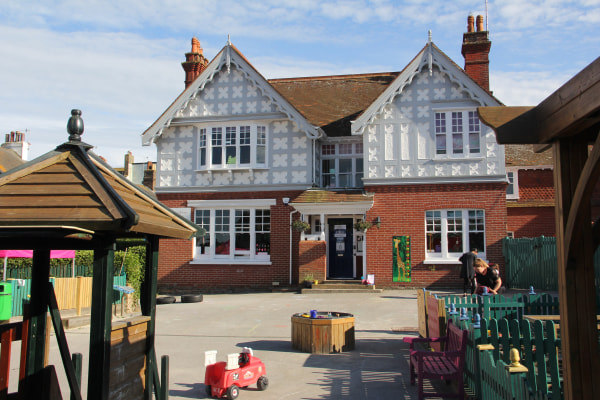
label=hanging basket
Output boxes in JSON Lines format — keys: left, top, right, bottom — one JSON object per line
{"left": 292, "top": 220, "right": 311, "bottom": 232}
{"left": 353, "top": 220, "right": 372, "bottom": 232}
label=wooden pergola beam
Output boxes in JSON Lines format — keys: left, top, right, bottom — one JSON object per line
{"left": 478, "top": 56, "right": 600, "bottom": 400}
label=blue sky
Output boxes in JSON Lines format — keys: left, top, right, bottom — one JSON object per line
{"left": 1, "top": 0, "right": 598, "bottom": 166}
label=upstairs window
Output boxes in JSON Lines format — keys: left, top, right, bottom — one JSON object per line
{"left": 506, "top": 168, "right": 519, "bottom": 199}
{"left": 198, "top": 124, "right": 267, "bottom": 169}
{"left": 320, "top": 142, "right": 364, "bottom": 188}
{"left": 435, "top": 110, "right": 481, "bottom": 157}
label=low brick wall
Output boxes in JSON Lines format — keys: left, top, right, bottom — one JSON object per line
{"left": 299, "top": 241, "right": 326, "bottom": 284}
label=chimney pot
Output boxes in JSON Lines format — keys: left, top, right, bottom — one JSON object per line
{"left": 476, "top": 15, "right": 484, "bottom": 32}
{"left": 182, "top": 37, "right": 209, "bottom": 89}
{"left": 467, "top": 15, "right": 475, "bottom": 32}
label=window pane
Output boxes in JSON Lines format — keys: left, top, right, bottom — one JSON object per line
{"left": 339, "top": 143, "right": 352, "bottom": 154}
{"left": 507, "top": 172, "right": 514, "bottom": 195}
{"left": 447, "top": 210, "right": 463, "bottom": 253}
{"left": 215, "top": 210, "right": 230, "bottom": 255}
{"left": 255, "top": 209, "right": 270, "bottom": 255}
{"left": 256, "top": 126, "right": 266, "bottom": 164}
{"left": 436, "top": 134, "right": 446, "bottom": 155}
{"left": 452, "top": 112, "right": 463, "bottom": 154}
{"left": 212, "top": 128, "right": 222, "bottom": 165}
{"left": 194, "top": 209, "right": 210, "bottom": 254}
{"left": 426, "top": 211, "right": 442, "bottom": 253}
{"left": 199, "top": 128, "right": 206, "bottom": 166}
{"left": 468, "top": 210, "right": 485, "bottom": 252}
{"left": 240, "top": 126, "right": 250, "bottom": 164}
{"left": 226, "top": 127, "right": 236, "bottom": 164}
{"left": 322, "top": 159, "right": 336, "bottom": 188}
{"left": 469, "top": 132, "right": 480, "bottom": 153}
{"left": 322, "top": 144, "right": 335, "bottom": 155}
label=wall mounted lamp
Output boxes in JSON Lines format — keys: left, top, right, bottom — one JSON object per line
{"left": 374, "top": 216, "right": 381, "bottom": 228}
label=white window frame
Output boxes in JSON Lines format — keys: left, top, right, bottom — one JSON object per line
{"left": 506, "top": 168, "right": 520, "bottom": 199}
{"left": 197, "top": 124, "right": 268, "bottom": 170}
{"left": 189, "top": 199, "right": 275, "bottom": 264}
{"left": 424, "top": 209, "right": 486, "bottom": 263}
{"left": 320, "top": 142, "right": 364, "bottom": 188}
{"left": 433, "top": 108, "right": 481, "bottom": 159}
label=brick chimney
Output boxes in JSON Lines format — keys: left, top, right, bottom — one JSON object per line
{"left": 182, "top": 37, "right": 208, "bottom": 89}
{"left": 461, "top": 14, "right": 491, "bottom": 92}
{"left": 2, "top": 131, "right": 30, "bottom": 160}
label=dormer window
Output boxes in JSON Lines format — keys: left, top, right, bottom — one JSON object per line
{"left": 198, "top": 124, "right": 267, "bottom": 169}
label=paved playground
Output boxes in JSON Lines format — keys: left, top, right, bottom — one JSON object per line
{"left": 43, "top": 289, "right": 465, "bottom": 399}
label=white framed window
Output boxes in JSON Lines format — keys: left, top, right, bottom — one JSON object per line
{"left": 320, "top": 142, "right": 364, "bottom": 188}
{"left": 193, "top": 205, "right": 271, "bottom": 263}
{"left": 435, "top": 109, "right": 481, "bottom": 157}
{"left": 506, "top": 168, "right": 519, "bottom": 199}
{"left": 425, "top": 209, "right": 486, "bottom": 262}
{"left": 198, "top": 124, "right": 267, "bottom": 169}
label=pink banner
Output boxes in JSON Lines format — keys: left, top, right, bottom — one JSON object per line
{"left": 0, "top": 250, "right": 75, "bottom": 259}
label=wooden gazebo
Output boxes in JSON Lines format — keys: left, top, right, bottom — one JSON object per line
{"left": 479, "top": 57, "right": 600, "bottom": 400}
{"left": 0, "top": 110, "right": 197, "bottom": 399}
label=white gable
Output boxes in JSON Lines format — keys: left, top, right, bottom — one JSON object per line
{"left": 142, "top": 43, "right": 321, "bottom": 146}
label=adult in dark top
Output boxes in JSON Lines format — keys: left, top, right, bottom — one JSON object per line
{"left": 474, "top": 259, "right": 502, "bottom": 295}
{"left": 459, "top": 248, "right": 478, "bottom": 295}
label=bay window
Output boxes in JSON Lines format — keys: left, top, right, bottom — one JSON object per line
{"left": 320, "top": 142, "right": 364, "bottom": 188}
{"left": 425, "top": 209, "right": 485, "bottom": 261}
{"left": 198, "top": 124, "right": 267, "bottom": 169}
{"left": 193, "top": 206, "right": 271, "bottom": 262}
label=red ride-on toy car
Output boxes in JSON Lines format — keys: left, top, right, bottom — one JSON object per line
{"left": 204, "top": 347, "right": 268, "bottom": 399}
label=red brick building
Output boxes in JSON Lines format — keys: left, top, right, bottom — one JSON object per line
{"left": 142, "top": 15, "right": 508, "bottom": 291}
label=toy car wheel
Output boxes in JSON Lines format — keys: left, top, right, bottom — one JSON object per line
{"left": 226, "top": 385, "right": 239, "bottom": 399}
{"left": 257, "top": 375, "right": 269, "bottom": 391}
{"left": 205, "top": 385, "right": 212, "bottom": 397}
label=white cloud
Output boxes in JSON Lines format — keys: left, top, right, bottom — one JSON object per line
{"left": 491, "top": 70, "right": 573, "bottom": 106}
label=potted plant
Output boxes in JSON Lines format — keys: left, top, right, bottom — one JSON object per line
{"left": 302, "top": 272, "right": 314, "bottom": 288}
{"left": 353, "top": 220, "right": 372, "bottom": 232}
{"left": 292, "top": 219, "right": 311, "bottom": 232}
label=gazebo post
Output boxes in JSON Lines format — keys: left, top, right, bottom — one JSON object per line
{"left": 88, "top": 240, "right": 116, "bottom": 400}
{"left": 141, "top": 236, "right": 160, "bottom": 398}
{"left": 21, "top": 249, "right": 51, "bottom": 397}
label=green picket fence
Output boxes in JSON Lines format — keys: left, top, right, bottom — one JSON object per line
{"left": 454, "top": 316, "right": 562, "bottom": 400}
{"left": 503, "top": 236, "right": 600, "bottom": 291}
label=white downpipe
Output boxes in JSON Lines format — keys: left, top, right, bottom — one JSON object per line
{"left": 289, "top": 209, "right": 298, "bottom": 285}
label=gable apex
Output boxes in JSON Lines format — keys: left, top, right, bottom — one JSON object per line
{"left": 142, "top": 42, "right": 321, "bottom": 146}
{"left": 351, "top": 41, "right": 502, "bottom": 136}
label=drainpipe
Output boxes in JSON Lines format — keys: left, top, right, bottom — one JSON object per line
{"left": 283, "top": 197, "right": 296, "bottom": 286}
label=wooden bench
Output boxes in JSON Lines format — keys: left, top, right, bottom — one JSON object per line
{"left": 403, "top": 320, "right": 468, "bottom": 400}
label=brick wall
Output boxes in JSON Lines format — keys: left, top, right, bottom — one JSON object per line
{"left": 298, "top": 241, "right": 326, "bottom": 284}
{"left": 507, "top": 207, "right": 555, "bottom": 238}
{"left": 156, "top": 190, "right": 303, "bottom": 292}
{"left": 364, "top": 182, "right": 506, "bottom": 289}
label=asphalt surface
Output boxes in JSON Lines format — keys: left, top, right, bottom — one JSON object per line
{"left": 11, "top": 289, "right": 453, "bottom": 399}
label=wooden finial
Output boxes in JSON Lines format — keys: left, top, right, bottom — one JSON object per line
{"left": 506, "top": 348, "right": 528, "bottom": 373}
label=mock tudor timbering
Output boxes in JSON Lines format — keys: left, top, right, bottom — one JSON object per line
{"left": 143, "top": 15, "right": 507, "bottom": 291}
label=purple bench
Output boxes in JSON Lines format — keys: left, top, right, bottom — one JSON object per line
{"left": 403, "top": 319, "right": 468, "bottom": 400}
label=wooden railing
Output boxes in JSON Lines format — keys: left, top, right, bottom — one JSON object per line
{"left": 419, "top": 289, "right": 564, "bottom": 399}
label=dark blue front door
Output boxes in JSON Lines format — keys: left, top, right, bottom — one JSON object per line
{"left": 328, "top": 218, "right": 354, "bottom": 279}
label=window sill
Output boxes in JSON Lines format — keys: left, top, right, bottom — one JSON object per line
{"left": 195, "top": 166, "right": 268, "bottom": 172}
{"left": 432, "top": 156, "right": 484, "bottom": 162}
{"left": 190, "top": 258, "right": 272, "bottom": 265}
{"left": 423, "top": 259, "right": 461, "bottom": 265}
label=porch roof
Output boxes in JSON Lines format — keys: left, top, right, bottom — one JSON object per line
{"left": 290, "top": 189, "right": 374, "bottom": 215}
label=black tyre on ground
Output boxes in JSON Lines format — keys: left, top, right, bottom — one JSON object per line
{"left": 257, "top": 375, "right": 269, "bottom": 391}
{"left": 181, "top": 294, "right": 203, "bottom": 303}
{"left": 226, "top": 385, "right": 239, "bottom": 400}
{"left": 156, "top": 296, "right": 176, "bottom": 304}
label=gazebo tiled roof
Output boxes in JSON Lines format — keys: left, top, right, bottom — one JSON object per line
{"left": 0, "top": 110, "right": 197, "bottom": 244}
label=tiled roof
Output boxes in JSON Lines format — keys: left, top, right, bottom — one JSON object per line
{"left": 505, "top": 144, "right": 553, "bottom": 167}
{"left": 292, "top": 189, "right": 374, "bottom": 204}
{"left": 0, "top": 148, "right": 24, "bottom": 173}
{"left": 269, "top": 73, "right": 399, "bottom": 137}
